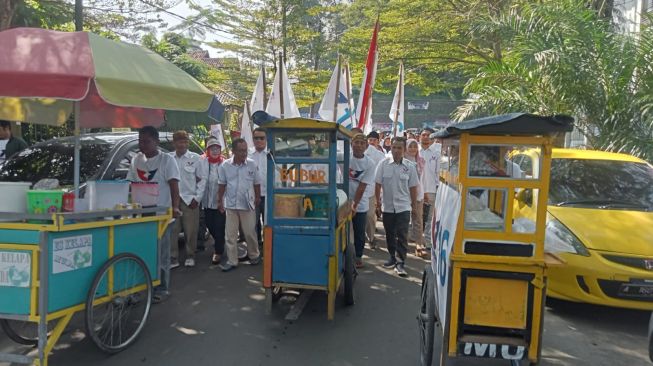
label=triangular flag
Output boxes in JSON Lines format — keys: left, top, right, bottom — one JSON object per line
{"left": 241, "top": 102, "right": 254, "bottom": 150}
{"left": 389, "top": 63, "right": 405, "bottom": 137}
{"left": 318, "top": 59, "right": 355, "bottom": 128}
{"left": 250, "top": 66, "right": 265, "bottom": 114}
{"left": 266, "top": 58, "right": 301, "bottom": 118}
{"left": 210, "top": 124, "right": 226, "bottom": 149}
{"left": 356, "top": 19, "right": 380, "bottom": 132}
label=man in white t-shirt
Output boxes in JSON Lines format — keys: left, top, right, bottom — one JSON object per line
{"left": 127, "top": 126, "right": 181, "bottom": 302}
{"left": 420, "top": 128, "right": 441, "bottom": 250}
{"left": 349, "top": 133, "right": 376, "bottom": 268}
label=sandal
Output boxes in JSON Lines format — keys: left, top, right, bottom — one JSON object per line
{"left": 211, "top": 253, "right": 221, "bottom": 265}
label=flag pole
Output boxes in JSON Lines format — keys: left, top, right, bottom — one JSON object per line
{"left": 392, "top": 62, "right": 403, "bottom": 137}
{"left": 332, "top": 55, "right": 342, "bottom": 123}
{"left": 345, "top": 62, "right": 355, "bottom": 128}
{"left": 278, "top": 52, "right": 285, "bottom": 118}
{"left": 261, "top": 63, "right": 268, "bottom": 107}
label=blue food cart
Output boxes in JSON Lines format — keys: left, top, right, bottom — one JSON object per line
{"left": 257, "top": 115, "right": 355, "bottom": 320}
{"left": 0, "top": 207, "right": 171, "bottom": 365}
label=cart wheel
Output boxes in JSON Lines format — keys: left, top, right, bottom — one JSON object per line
{"left": 0, "top": 319, "right": 52, "bottom": 346}
{"left": 343, "top": 241, "right": 355, "bottom": 306}
{"left": 85, "top": 253, "right": 152, "bottom": 354}
{"left": 419, "top": 265, "right": 436, "bottom": 366}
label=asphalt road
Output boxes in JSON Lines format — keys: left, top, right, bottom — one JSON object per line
{"left": 1, "top": 228, "right": 651, "bottom": 366}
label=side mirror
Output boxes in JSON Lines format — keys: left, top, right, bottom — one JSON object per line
{"left": 516, "top": 188, "right": 533, "bottom": 207}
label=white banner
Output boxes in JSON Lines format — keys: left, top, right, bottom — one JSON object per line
{"left": 431, "top": 183, "right": 461, "bottom": 323}
{"left": 52, "top": 234, "right": 93, "bottom": 274}
{"left": 0, "top": 251, "right": 30, "bottom": 288}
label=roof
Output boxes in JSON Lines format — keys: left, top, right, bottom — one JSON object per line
{"left": 253, "top": 112, "right": 355, "bottom": 139}
{"left": 433, "top": 113, "right": 574, "bottom": 139}
{"left": 552, "top": 148, "right": 648, "bottom": 163}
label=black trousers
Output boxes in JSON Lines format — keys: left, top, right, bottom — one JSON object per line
{"left": 352, "top": 211, "right": 367, "bottom": 258}
{"left": 205, "top": 208, "right": 226, "bottom": 255}
{"left": 255, "top": 197, "right": 265, "bottom": 245}
{"left": 382, "top": 211, "right": 411, "bottom": 263}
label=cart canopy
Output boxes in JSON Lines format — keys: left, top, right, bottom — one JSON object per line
{"left": 253, "top": 111, "right": 355, "bottom": 139}
{"left": 433, "top": 113, "right": 573, "bottom": 139}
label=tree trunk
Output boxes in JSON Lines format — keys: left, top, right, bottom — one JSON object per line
{"left": 593, "top": 0, "right": 614, "bottom": 19}
{"left": 0, "top": 0, "right": 20, "bottom": 31}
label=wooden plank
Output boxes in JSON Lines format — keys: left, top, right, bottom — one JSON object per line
{"left": 285, "top": 290, "right": 314, "bottom": 321}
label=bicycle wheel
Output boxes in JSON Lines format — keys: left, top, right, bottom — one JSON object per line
{"left": 85, "top": 253, "right": 152, "bottom": 354}
{"left": 419, "top": 265, "right": 436, "bottom": 366}
{"left": 343, "top": 241, "right": 356, "bottom": 306}
{"left": 0, "top": 319, "right": 51, "bottom": 346}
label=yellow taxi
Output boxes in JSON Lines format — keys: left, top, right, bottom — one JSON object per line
{"left": 511, "top": 148, "right": 653, "bottom": 310}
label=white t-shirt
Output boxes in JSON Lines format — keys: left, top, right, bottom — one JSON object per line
{"left": 349, "top": 154, "right": 376, "bottom": 213}
{"left": 0, "top": 139, "right": 8, "bottom": 163}
{"left": 127, "top": 152, "right": 181, "bottom": 208}
{"left": 421, "top": 143, "right": 442, "bottom": 194}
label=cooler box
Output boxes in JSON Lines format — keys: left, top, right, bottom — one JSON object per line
{"left": 87, "top": 180, "right": 130, "bottom": 211}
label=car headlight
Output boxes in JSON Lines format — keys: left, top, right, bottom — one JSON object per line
{"left": 545, "top": 215, "right": 590, "bottom": 256}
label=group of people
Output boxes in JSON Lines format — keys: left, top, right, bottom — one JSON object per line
{"left": 348, "top": 128, "right": 441, "bottom": 277}
{"left": 127, "top": 124, "right": 441, "bottom": 301}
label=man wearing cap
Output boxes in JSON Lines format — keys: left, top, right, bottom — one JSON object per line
{"left": 217, "top": 138, "right": 262, "bottom": 272}
{"left": 420, "top": 127, "right": 441, "bottom": 252}
{"left": 375, "top": 137, "right": 418, "bottom": 277}
{"left": 248, "top": 127, "right": 268, "bottom": 248}
{"left": 169, "top": 131, "right": 206, "bottom": 268}
{"left": 364, "top": 131, "right": 386, "bottom": 249}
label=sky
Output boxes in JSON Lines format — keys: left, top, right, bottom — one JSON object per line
{"left": 157, "top": 0, "right": 228, "bottom": 57}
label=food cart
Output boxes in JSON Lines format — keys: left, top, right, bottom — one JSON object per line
{"left": 418, "top": 113, "right": 573, "bottom": 365}
{"left": 258, "top": 116, "right": 355, "bottom": 320}
{"left": 0, "top": 207, "right": 171, "bottom": 366}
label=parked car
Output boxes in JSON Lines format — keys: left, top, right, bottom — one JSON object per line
{"left": 512, "top": 148, "right": 653, "bottom": 310}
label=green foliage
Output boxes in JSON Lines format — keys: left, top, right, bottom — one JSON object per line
{"left": 456, "top": 0, "right": 653, "bottom": 161}
{"left": 142, "top": 32, "right": 209, "bottom": 80}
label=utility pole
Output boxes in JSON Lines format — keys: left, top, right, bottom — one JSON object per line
{"left": 75, "top": 0, "right": 83, "bottom": 31}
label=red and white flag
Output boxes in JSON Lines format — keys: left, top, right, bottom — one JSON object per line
{"left": 356, "top": 19, "right": 380, "bottom": 134}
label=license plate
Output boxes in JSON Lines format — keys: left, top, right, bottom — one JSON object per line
{"left": 619, "top": 283, "right": 653, "bottom": 298}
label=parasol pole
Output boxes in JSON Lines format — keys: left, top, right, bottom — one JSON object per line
{"left": 73, "top": 101, "right": 81, "bottom": 198}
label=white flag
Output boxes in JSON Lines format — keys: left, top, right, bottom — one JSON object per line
{"left": 389, "top": 63, "right": 405, "bottom": 137}
{"left": 240, "top": 103, "right": 254, "bottom": 150}
{"left": 318, "top": 60, "right": 355, "bottom": 128}
{"left": 266, "top": 60, "right": 301, "bottom": 118}
{"left": 250, "top": 66, "right": 265, "bottom": 114}
{"left": 210, "top": 124, "right": 226, "bottom": 149}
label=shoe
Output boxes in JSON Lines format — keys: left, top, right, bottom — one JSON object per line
{"left": 249, "top": 256, "right": 261, "bottom": 265}
{"left": 395, "top": 262, "right": 408, "bottom": 277}
{"left": 355, "top": 259, "right": 364, "bottom": 269}
{"left": 382, "top": 258, "right": 397, "bottom": 269}
{"left": 170, "top": 259, "right": 180, "bottom": 269}
{"left": 184, "top": 258, "right": 195, "bottom": 267}
{"left": 219, "top": 263, "right": 236, "bottom": 272}
{"left": 369, "top": 240, "right": 377, "bottom": 250}
{"left": 211, "top": 253, "right": 221, "bottom": 265}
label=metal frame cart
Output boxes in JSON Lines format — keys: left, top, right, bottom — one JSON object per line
{"left": 418, "top": 114, "right": 573, "bottom": 365}
{"left": 259, "top": 117, "right": 355, "bottom": 320}
{"left": 0, "top": 207, "right": 171, "bottom": 366}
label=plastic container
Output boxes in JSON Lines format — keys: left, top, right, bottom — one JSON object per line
{"left": 130, "top": 182, "right": 159, "bottom": 207}
{"left": 27, "top": 190, "right": 63, "bottom": 214}
{"left": 62, "top": 192, "right": 75, "bottom": 212}
{"left": 274, "top": 194, "right": 303, "bottom": 218}
{"left": 0, "top": 182, "right": 32, "bottom": 214}
{"left": 87, "top": 180, "right": 130, "bottom": 211}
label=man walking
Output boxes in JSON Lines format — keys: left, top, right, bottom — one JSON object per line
{"left": 248, "top": 127, "right": 268, "bottom": 248}
{"left": 217, "top": 138, "right": 262, "bottom": 272}
{"left": 127, "top": 126, "right": 181, "bottom": 302}
{"left": 420, "top": 128, "right": 441, "bottom": 252}
{"left": 375, "top": 137, "right": 418, "bottom": 277}
{"left": 0, "top": 120, "right": 27, "bottom": 163}
{"left": 364, "top": 131, "right": 386, "bottom": 249}
{"left": 169, "top": 131, "right": 206, "bottom": 268}
{"left": 349, "top": 133, "right": 376, "bottom": 268}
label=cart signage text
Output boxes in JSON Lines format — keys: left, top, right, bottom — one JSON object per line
{"left": 280, "top": 167, "right": 327, "bottom": 184}
{"left": 52, "top": 234, "right": 93, "bottom": 274}
{"left": 459, "top": 342, "right": 526, "bottom": 360}
{"left": 0, "top": 251, "right": 31, "bottom": 288}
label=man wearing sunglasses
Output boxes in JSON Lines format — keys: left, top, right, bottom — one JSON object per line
{"left": 248, "top": 128, "right": 268, "bottom": 248}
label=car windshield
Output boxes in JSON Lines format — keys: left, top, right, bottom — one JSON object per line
{"left": 0, "top": 137, "right": 117, "bottom": 186}
{"left": 549, "top": 158, "right": 653, "bottom": 210}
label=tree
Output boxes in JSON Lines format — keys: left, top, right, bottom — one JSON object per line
{"left": 455, "top": 0, "right": 653, "bottom": 160}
